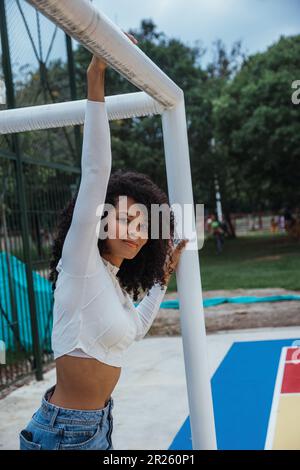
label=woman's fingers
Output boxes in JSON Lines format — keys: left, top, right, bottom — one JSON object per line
{"left": 175, "top": 238, "right": 189, "bottom": 251}
{"left": 163, "top": 238, "right": 189, "bottom": 280}
{"left": 88, "top": 31, "right": 138, "bottom": 74}
{"left": 123, "top": 31, "right": 139, "bottom": 44}
{"left": 87, "top": 55, "right": 107, "bottom": 73}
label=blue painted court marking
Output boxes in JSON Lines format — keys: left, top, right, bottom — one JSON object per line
{"left": 168, "top": 338, "right": 299, "bottom": 450}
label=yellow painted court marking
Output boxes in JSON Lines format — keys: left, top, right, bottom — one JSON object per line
{"left": 272, "top": 394, "right": 300, "bottom": 450}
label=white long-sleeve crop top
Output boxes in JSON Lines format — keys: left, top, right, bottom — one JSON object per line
{"left": 51, "top": 100, "right": 167, "bottom": 367}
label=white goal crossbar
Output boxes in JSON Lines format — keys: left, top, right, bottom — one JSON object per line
{"left": 27, "top": 0, "right": 182, "bottom": 108}
{"left": 0, "top": 92, "right": 164, "bottom": 133}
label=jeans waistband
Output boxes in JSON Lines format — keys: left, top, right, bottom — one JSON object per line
{"left": 40, "top": 385, "right": 114, "bottom": 425}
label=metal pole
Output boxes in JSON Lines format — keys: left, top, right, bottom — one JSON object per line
{"left": 214, "top": 176, "right": 223, "bottom": 223}
{"left": 211, "top": 138, "right": 223, "bottom": 222}
{"left": 65, "top": 33, "right": 81, "bottom": 164}
{"left": 162, "top": 98, "right": 217, "bottom": 449}
{"left": 0, "top": 0, "right": 43, "bottom": 380}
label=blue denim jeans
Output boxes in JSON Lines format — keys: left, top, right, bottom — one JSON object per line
{"left": 19, "top": 385, "right": 114, "bottom": 450}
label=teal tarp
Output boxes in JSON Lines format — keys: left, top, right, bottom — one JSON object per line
{"left": 1, "top": 251, "right": 299, "bottom": 350}
{"left": 158, "top": 294, "right": 300, "bottom": 309}
{"left": 0, "top": 252, "right": 53, "bottom": 352}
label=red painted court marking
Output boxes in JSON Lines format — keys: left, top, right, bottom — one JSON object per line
{"left": 281, "top": 349, "right": 300, "bottom": 393}
{"left": 285, "top": 347, "right": 300, "bottom": 362}
{"left": 265, "top": 345, "right": 300, "bottom": 449}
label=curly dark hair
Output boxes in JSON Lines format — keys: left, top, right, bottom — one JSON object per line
{"left": 48, "top": 169, "right": 175, "bottom": 301}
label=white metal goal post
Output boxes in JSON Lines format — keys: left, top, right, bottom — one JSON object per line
{"left": 0, "top": 0, "right": 217, "bottom": 450}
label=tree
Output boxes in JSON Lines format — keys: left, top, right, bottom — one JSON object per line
{"left": 214, "top": 34, "right": 300, "bottom": 211}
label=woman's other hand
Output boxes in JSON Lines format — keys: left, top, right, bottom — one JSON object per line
{"left": 123, "top": 31, "right": 139, "bottom": 45}
{"left": 163, "top": 238, "right": 189, "bottom": 285}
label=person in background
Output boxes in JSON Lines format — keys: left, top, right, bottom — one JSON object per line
{"left": 211, "top": 213, "right": 224, "bottom": 254}
{"left": 270, "top": 216, "right": 278, "bottom": 234}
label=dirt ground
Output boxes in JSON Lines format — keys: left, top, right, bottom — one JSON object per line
{"left": 148, "top": 288, "right": 300, "bottom": 337}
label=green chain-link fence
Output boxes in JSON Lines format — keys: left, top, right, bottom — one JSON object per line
{"left": 0, "top": 0, "right": 82, "bottom": 391}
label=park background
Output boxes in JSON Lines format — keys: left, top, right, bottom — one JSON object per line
{"left": 0, "top": 0, "right": 299, "bottom": 413}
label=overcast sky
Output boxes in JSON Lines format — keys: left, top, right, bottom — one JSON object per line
{"left": 92, "top": 0, "right": 300, "bottom": 63}
{"left": 3, "top": 0, "right": 300, "bottom": 74}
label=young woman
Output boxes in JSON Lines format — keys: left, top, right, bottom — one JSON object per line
{"left": 19, "top": 32, "right": 188, "bottom": 451}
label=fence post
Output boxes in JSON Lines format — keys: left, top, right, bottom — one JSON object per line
{"left": 0, "top": 0, "right": 43, "bottom": 381}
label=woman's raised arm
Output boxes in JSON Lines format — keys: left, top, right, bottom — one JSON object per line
{"left": 60, "top": 33, "right": 138, "bottom": 277}
{"left": 61, "top": 56, "right": 111, "bottom": 277}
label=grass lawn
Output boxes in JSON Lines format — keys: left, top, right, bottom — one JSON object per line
{"left": 167, "top": 234, "right": 300, "bottom": 292}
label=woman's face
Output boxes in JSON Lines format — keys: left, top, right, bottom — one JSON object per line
{"left": 103, "top": 195, "right": 149, "bottom": 260}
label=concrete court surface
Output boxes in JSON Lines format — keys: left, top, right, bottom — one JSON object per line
{"left": 0, "top": 325, "right": 299, "bottom": 450}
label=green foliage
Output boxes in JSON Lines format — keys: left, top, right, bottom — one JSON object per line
{"left": 213, "top": 35, "right": 300, "bottom": 211}
{"left": 3, "top": 20, "right": 299, "bottom": 213}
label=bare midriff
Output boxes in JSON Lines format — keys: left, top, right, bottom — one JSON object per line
{"left": 48, "top": 355, "right": 121, "bottom": 410}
